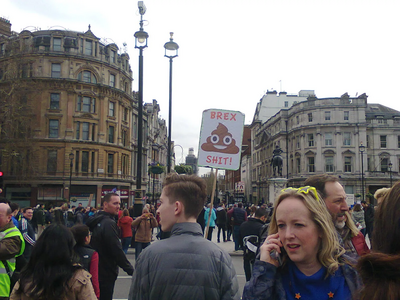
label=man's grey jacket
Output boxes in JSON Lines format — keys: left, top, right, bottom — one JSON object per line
{"left": 129, "top": 222, "right": 240, "bottom": 300}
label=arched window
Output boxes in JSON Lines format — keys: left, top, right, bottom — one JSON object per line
{"left": 78, "top": 70, "right": 97, "bottom": 84}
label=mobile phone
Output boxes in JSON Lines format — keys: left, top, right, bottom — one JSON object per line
{"left": 270, "top": 249, "right": 282, "bottom": 266}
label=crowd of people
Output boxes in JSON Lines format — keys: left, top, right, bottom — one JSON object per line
{"left": 0, "top": 172, "right": 399, "bottom": 299}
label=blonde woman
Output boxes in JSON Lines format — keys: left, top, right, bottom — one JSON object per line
{"left": 242, "top": 186, "right": 362, "bottom": 300}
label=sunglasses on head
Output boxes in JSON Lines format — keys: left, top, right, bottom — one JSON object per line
{"left": 281, "top": 186, "right": 320, "bottom": 202}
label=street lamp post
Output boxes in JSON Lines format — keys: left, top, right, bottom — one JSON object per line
{"left": 258, "top": 173, "right": 261, "bottom": 204}
{"left": 134, "top": 1, "right": 149, "bottom": 214}
{"left": 164, "top": 32, "right": 179, "bottom": 174}
{"left": 68, "top": 152, "right": 74, "bottom": 202}
{"left": 359, "top": 143, "right": 365, "bottom": 202}
{"left": 389, "top": 161, "right": 393, "bottom": 186}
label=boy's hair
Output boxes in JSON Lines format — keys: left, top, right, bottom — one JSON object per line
{"left": 70, "top": 224, "right": 90, "bottom": 246}
{"left": 163, "top": 173, "right": 207, "bottom": 219}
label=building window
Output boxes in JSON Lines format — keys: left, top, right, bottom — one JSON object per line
{"left": 325, "top": 133, "right": 333, "bottom": 146}
{"left": 53, "top": 38, "right": 62, "bottom": 51}
{"left": 398, "top": 136, "right": 400, "bottom": 148}
{"left": 308, "top": 157, "right": 315, "bottom": 172}
{"left": 308, "top": 134, "right": 314, "bottom": 147}
{"left": 109, "top": 102, "right": 115, "bottom": 117}
{"left": 108, "top": 126, "right": 114, "bottom": 143}
{"left": 82, "top": 122, "right": 89, "bottom": 140}
{"left": 308, "top": 113, "right": 313, "bottom": 122}
{"left": 380, "top": 135, "right": 387, "bottom": 148}
{"left": 296, "top": 157, "right": 301, "bottom": 173}
{"left": 77, "top": 96, "right": 95, "bottom": 113}
{"left": 344, "top": 111, "right": 349, "bottom": 121}
{"left": 325, "top": 156, "right": 334, "bottom": 172}
{"left": 344, "top": 185, "right": 354, "bottom": 194}
{"left": 107, "top": 153, "right": 114, "bottom": 176}
{"left": 343, "top": 132, "right": 351, "bottom": 146}
{"left": 51, "top": 63, "right": 61, "bottom": 78}
{"left": 296, "top": 136, "right": 300, "bottom": 149}
{"left": 110, "top": 74, "right": 115, "bottom": 87}
{"left": 111, "top": 50, "right": 116, "bottom": 63}
{"left": 344, "top": 156, "right": 352, "bottom": 172}
{"left": 91, "top": 124, "right": 96, "bottom": 141}
{"left": 85, "top": 40, "right": 92, "bottom": 55}
{"left": 50, "top": 93, "right": 60, "bottom": 109}
{"left": 123, "top": 107, "right": 128, "bottom": 122}
{"left": 82, "top": 151, "right": 89, "bottom": 173}
{"left": 47, "top": 150, "right": 57, "bottom": 173}
{"left": 76, "top": 122, "right": 80, "bottom": 139}
{"left": 91, "top": 152, "right": 95, "bottom": 173}
{"left": 49, "top": 119, "right": 59, "bottom": 138}
{"left": 381, "top": 158, "right": 389, "bottom": 172}
{"left": 75, "top": 150, "right": 79, "bottom": 173}
{"left": 78, "top": 71, "right": 97, "bottom": 84}
{"left": 284, "top": 101, "right": 288, "bottom": 108}
{"left": 325, "top": 111, "right": 331, "bottom": 121}
{"left": 122, "top": 154, "right": 129, "bottom": 175}
{"left": 296, "top": 115, "right": 299, "bottom": 124}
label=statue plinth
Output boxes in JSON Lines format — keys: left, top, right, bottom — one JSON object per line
{"left": 268, "top": 178, "right": 288, "bottom": 205}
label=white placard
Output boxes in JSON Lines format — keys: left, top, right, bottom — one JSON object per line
{"left": 198, "top": 109, "right": 245, "bottom": 170}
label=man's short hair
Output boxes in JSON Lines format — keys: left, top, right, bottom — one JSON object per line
{"left": 163, "top": 173, "right": 207, "bottom": 219}
{"left": 254, "top": 208, "right": 268, "bottom": 219}
{"left": 238, "top": 202, "right": 243, "bottom": 208}
{"left": 22, "top": 207, "right": 32, "bottom": 213}
{"left": 10, "top": 202, "right": 19, "bottom": 212}
{"left": 103, "top": 193, "right": 119, "bottom": 205}
{"left": 304, "top": 174, "right": 340, "bottom": 199}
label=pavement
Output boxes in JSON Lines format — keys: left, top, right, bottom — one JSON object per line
{"left": 127, "top": 227, "right": 244, "bottom": 257}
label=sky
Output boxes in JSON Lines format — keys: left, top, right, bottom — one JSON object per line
{"left": 3, "top": 0, "right": 400, "bottom": 172}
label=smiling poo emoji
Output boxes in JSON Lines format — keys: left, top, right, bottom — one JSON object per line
{"left": 201, "top": 123, "right": 239, "bottom": 154}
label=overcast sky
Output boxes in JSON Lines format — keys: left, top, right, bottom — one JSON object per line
{"left": 3, "top": 0, "right": 400, "bottom": 171}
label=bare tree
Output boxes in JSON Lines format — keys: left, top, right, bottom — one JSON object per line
{"left": 0, "top": 46, "right": 41, "bottom": 180}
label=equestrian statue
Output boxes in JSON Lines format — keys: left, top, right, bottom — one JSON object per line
{"left": 271, "top": 145, "right": 283, "bottom": 177}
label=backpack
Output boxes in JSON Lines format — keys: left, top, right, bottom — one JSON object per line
{"left": 254, "top": 223, "right": 270, "bottom": 259}
{"left": 243, "top": 235, "right": 259, "bottom": 262}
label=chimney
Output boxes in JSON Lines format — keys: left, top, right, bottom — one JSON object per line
{"left": 0, "top": 17, "right": 12, "bottom": 37}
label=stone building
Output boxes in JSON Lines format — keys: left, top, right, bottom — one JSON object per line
{"left": 144, "top": 100, "right": 168, "bottom": 204}
{"left": 225, "top": 125, "right": 251, "bottom": 204}
{"left": 0, "top": 19, "right": 167, "bottom": 208}
{"left": 251, "top": 92, "right": 400, "bottom": 205}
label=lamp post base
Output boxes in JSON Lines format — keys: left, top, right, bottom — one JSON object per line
{"left": 133, "top": 189, "right": 144, "bottom": 217}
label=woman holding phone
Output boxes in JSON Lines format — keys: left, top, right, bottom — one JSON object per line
{"left": 242, "top": 186, "right": 362, "bottom": 300}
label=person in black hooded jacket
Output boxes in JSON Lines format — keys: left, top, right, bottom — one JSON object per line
{"left": 86, "top": 193, "right": 133, "bottom": 300}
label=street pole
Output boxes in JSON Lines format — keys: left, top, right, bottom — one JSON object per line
{"left": 359, "top": 143, "right": 365, "bottom": 202}
{"left": 68, "top": 152, "right": 74, "bottom": 202}
{"left": 134, "top": 2, "right": 149, "bottom": 215}
{"left": 164, "top": 33, "right": 179, "bottom": 174}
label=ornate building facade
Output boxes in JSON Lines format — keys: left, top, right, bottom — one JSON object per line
{"left": 0, "top": 19, "right": 168, "bottom": 208}
{"left": 251, "top": 92, "right": 400, "bottom": 205}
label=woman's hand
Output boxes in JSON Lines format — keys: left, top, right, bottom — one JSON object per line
{"left": 260, "top": 233, "right": 283, "bottom": 267}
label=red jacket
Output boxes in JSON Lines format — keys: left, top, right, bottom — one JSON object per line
{"left": 351, "top": 232, "right": 370, "bottom": 256}
{"left": 118, "top": 216, "right": 133, "bottom": 238}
